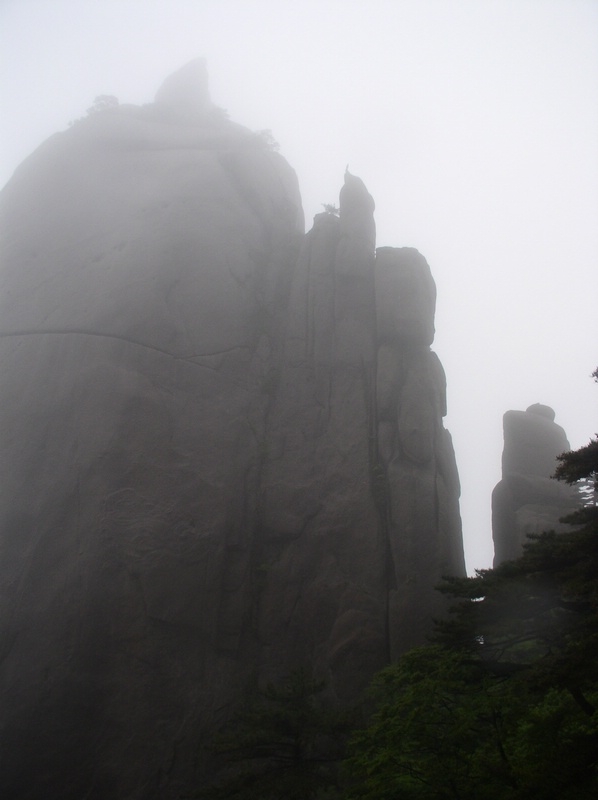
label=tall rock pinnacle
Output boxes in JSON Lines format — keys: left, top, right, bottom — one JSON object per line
{"left": 0, "top": 64, "right": 465, "bottom": 799}
{"left": 492, "top": 404, "right": 578, "bottom": 564}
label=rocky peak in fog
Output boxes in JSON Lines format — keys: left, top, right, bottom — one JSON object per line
{"left": 0, "top": 63, "right": 465, "bottom": 800}
{"left": 154, "top": 58, "right": 212, "bottom": 118}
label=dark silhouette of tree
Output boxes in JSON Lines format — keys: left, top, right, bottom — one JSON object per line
{"left": 86, "top": 94, "right": 119, "bottom": 115}
{"left": 254, "top": 129, "right": 280, "bottom": 151}
{"left": 192, "top": 669, "right": 351, "bottom": 799}
{"left": 69, "top": 95, "right": 119, "bottom": 127}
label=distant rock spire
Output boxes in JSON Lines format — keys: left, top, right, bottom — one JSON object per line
{"left": 492, "top": 404, "right": 578, "bottom": 564}
{"left": 154, "top": 58, "right": 211, "bottom": 118}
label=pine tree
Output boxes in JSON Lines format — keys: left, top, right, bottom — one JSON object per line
{"left": 193, "top": 669, "right": 351, "bottom": 799}
{"left": 346, "top": 371, "right": 598, "bottom": 799}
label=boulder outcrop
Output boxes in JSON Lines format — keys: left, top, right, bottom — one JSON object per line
{"left": 492, "top": 404, "right": 578, "bottom": 564}
{"left": 0, "top": 63, "right": 464, "bottom": 798}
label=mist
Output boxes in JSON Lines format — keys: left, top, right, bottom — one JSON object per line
{"left": 1, "top": 0, "right": 596, "bottom": 572}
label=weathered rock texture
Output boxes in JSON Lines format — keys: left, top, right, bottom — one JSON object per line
{"left": 0, "top": 62, "right": 464, "bottom": 799}
{"left": 492, "top": 403, "right": 578, "bottom": 565}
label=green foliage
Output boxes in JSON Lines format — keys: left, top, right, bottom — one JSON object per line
{"left": 86, "top": 94, "right": 119, "bottom": 115}
{"left": 193, "top": 669, "right": 351, "bottom": 799}
{"left": 555, "top": 438, "right": 598, "bottom": 489}
{"left": 434, "top": 401, "right": 598, "bottom": 712}
{"left": 346, "top": 392, "right": 598, "bottom": 799}
{"left": 346, "top": 646, "right": 519, "bottom": 799}
{"left": 322, "top": 203, "right": 340, "bottom": 216}
{"left": 553, "top": 368, "right": 598, "bottom": 508}
{"left": 347, "top": 616, "right": 598, "bottom": 797}
{"left": 555, "top": 437, "right": 598, "bottom": 510}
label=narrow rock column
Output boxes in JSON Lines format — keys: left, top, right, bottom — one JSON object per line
{"left": 334, "top": 171, "right": 377, "bottom": 363}
{"left": 257, "top": 175, "right": 388, "bottom": 698}
{"left": 374, "top": 247, "right": 465, "bottom": 657}
{"left": 492, "top": 404, "right": 578, "bottom": 564}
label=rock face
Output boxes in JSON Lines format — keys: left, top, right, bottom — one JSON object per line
{"left": 0, "top": 63, "right": 464, "bottom": 799}
{"left": 492, "top": 404, "right": 578, "bottom": 565}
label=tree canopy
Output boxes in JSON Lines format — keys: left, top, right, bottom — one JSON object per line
{"left": 346, "top": 389, "right": 598, "bottom": 799}
{"left": 192, "top": 668, "right": 351, "bottom": 800}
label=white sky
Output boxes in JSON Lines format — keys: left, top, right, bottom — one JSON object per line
{"left": 1, "top": 0, "right": 596, "bottom": 572}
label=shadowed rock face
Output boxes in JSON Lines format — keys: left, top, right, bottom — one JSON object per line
{"left": 0, "top": 63, "right": 464, "bottom": 799}
{"left": 492, "top": 404, "right": 578, "bottom": 565}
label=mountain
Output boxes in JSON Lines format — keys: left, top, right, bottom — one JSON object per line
{"left": 0, "top": 61, "right": 464, "bottom": 799}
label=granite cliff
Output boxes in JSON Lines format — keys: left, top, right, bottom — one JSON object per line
{"left": 0, "top": 61, "right": 465, "bottom": 798}
{"left": 492, "top": 403, "right": 578, "bottom": 565}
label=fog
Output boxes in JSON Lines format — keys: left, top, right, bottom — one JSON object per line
{"left": 1, "top": 0, "right": 596, "bottom": 572}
